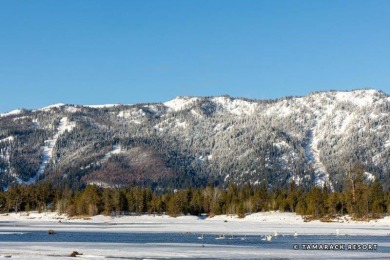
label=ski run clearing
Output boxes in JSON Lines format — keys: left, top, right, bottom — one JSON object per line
{"left": 14, "top": 117, "right": 76, "bottom": 185}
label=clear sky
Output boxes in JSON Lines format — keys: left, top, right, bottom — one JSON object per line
{"left": 1, "top": 0, "right": 390, "bottom": 113}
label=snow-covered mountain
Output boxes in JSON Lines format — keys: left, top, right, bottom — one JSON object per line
{"left": 1, "top": 89, "right": 389, "bottom": 190}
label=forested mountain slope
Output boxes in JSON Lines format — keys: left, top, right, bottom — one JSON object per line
{"left": 1, "top": 89, "right": 389, "bottom": 190}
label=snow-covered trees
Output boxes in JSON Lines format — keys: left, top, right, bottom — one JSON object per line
{"left": 1, "top": 89, "right": 390, "bottom": 190}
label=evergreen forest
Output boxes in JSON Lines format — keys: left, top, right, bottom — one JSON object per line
{"left": 1, "top": 165, "right": 388, "bottom": 221}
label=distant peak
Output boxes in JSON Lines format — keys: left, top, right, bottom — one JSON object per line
{"left": 309, "top": 88, "right": 383, "bottom": 96}
{"left": 0, "top": 109, "right": 24, "bottom": 117}
{"left": 84, "top": 104, "right": 121, "bottom": 108}
{"left": 163, "top": 97, "right": 200, "bottom": 111}
{"left": 39, "top": 103, "right": 66, "bottom": 111}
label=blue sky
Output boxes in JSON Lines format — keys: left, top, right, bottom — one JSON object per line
{"left": 1, "top": 0, "right": 390, "bottom": 113}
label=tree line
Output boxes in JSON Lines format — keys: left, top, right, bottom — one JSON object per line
{"left": 0, "top": 166, "right": 389, "bottom": 220}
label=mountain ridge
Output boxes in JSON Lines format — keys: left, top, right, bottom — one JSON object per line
{"left": 1, "top": 89, "right": 389, "bottom": 190}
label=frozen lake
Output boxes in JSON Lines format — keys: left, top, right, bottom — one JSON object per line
{"left": 0, "top": 230, "right": 388, "bottom": 250}
{"left": 0, "top": 231, "right": 388, "bottom": 259}
{"left": 1, "top": 212, "right": 390, "bottom": 259}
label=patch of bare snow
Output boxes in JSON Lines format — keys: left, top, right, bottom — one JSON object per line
{"left": 332, "top": 110, "right": 354, "bottom": 135}
{"left": 101, "top": 144, "right": 123, "bottom": 162}
{"left": 0, "top": 136, "right": 14, "bottom": 143}
{"left": 164, "top": 97, "right": 199, "bottom": 112}
{"left": 12, "top": 116, "right": 30, "bottom": 121}
{"left": 372, "top": 154, "right": 381, "bottom": 165}
{"left": 1, "top": 144, "right": 14, "bottom": 187}
{"left": 212, "top": 97, "right": 257, "bottom": 115}
{"left": 153, "top": 122, "right": 165, "bottom": 132}
{"left": 130, "top": 120, "right": 141, "bottom": 124}
{"left": 175, "top": 119, "right": 187, "bottom": 129}
{"left": 335, "top": 90, "right": 377, "bottom": 108}
{"left": 190, "top": 109, "right": 202, "bottom": 118}
{"left": 88, "top": 181, "right": 112, "bottom": 188}
{"left": 265, "top": 100, "right": 293, "bottom": 117}
{"left": 65, "top": 106, "right": 81, "bottom": 113}
{"left": 143, "top": 104, "right": 159, "bottom": 113}
{"left": 364, "top": 172, "right": 375, "bottom": 182}
{"left": 0, "top": 109, "right": 23, "bottom": 117}
{"left": 82, "top": 144, "right": 124, "bottom": 171}
{"left": 117, "top": 109, "right": 146, "bottom": 119}
{"left": 290, "top": 174, "right": 302, "bottom": 186}
{"left": 117, "top": 110, "right": 127, "bottom": 118}
{"left": 39, "top": 103, "right": 65, "bottom": 111}
{"left": 273, "top": 141, "right": 289, "bottom": 149}
{"left": 213, "top": 123, "right": 223, "bottom": 131}
{"left": 85, "top": 104, "right": 121, "bottom": 108}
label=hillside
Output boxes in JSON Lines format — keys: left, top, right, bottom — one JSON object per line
{"left": 1, "top": 89, "right": 389, "bottom": 190}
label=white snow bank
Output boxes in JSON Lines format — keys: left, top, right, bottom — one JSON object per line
{"left": 2, "top": 211, "right": 390, "bottom": 235}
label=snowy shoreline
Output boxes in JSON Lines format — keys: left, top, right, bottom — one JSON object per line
{"left": 1, "top": 211, "right": 390, "bottom": 235}
{"left": 1, "top": 211, "right": 390, "bottom": 259}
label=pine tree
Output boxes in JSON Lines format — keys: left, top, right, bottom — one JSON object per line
{"left": 345, "top": 164, "right": 369, "bottom": 218}
{"left": 369, "top": 180, "right": 385, "bottom": 216}
{"left": 237, "top": 203, "right": 245, "bottom": 218}
{"left": 82, "top": 185, "right": 101, "bottom": 216}
{"left": 6, "top": 185, "right": 24, "bottom": 213}
{"left": 306, "top": 187, "right": 326, "bottom": 218}
{"left": 295, "top": 194, "right": 307, "bottom": 215}
{"left": 0, "top": 191, "right": 6, "bottom": 212}
{"left": 102, "top": 188, "right": 113, "bottom": 216}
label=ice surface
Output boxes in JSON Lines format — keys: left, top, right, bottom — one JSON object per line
{"left": 0, "top": 211, "right": 389, "bottom": 259}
